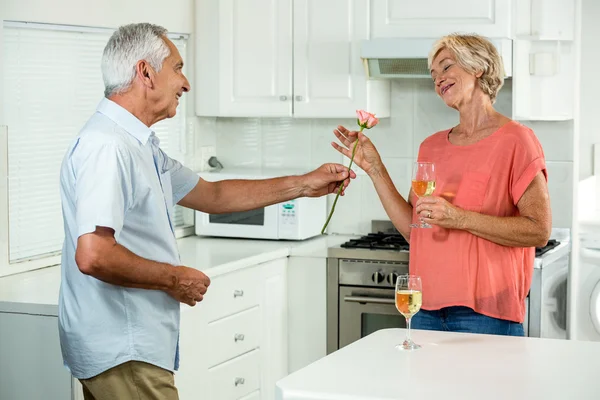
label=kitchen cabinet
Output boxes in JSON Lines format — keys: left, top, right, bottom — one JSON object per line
{"left": 287, "top": 256, "right": 327, "bottom": 374}
{"left": 177, "top": 257, "right": 288, "bottom": 400}
{"left": 0, "top": 312, "right": 84, "bottom": 400}
{"left": 369, "top": 0, "right": 512, "bottom": 39}
{"left": 511, "top": 0, "right": 576, "bottom": 121}
{"left": 194, "top": 0, "right": 390, "bottom": 118}
{"left": 513, "top": 0, "right": 575, "bottom": 40}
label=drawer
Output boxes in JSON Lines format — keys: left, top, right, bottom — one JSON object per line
{"left": 203, "top": 267, "right": 260, "bottom": 322}
{"left": 206, "top": 306, "right": 260, "bottom": 368}
{"left": 208, "top": 349, "right": 260, "bottom": 400}
{"left": 239, "top": 390, "right": 260, "bottom": 400}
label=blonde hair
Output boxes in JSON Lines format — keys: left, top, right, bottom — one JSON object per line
{"left": 428, "top": 33, "right": 505, "bottom": 104}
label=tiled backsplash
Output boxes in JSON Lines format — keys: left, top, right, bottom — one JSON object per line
{"left": 196, "top": 80, "right": 574, "bottom": 233}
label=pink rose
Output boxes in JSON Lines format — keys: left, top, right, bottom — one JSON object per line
{"left": 321, "top": 109, "right": 380, "bottom": 234}
{"left": 356, "top": 109, "right": 379, "bottom": 129}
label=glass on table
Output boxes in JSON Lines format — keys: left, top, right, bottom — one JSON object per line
{"left": 395, "top": 274, "right": 422, "bottom": 351}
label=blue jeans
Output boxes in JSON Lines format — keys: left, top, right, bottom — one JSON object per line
{"left": 411, "top": 306, "right": 524, "bottom": 336}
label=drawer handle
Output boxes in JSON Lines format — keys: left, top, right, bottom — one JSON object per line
{"left": 234, "top": 333, "right": 245, "bottom": 342}
{"left": 233, "top": 290, "right": 244, "bottom": 298}
{"left": 235, "top": 377, "right": 245, "bottom": 386}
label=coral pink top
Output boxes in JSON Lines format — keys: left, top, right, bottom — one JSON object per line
{"left": 409, "top": 120, "right": 547, "bottom": 323}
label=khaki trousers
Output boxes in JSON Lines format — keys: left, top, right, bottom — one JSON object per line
{"left": 79, "top": 361, "right": 179, "bottom": 400}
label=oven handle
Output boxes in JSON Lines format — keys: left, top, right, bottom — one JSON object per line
{"left": 344, "top": 295, "right": 395, "bottom": 305}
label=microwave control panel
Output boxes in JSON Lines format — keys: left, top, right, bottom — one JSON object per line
{"left": 280, "top": 201, "right": 297, "bottom": 224}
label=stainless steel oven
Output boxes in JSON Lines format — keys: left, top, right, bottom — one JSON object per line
{"left": 327, "top": 249, "right": 409, "bottom": 353}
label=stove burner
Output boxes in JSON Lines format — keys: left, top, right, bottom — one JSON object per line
{"left": 341, "top": 233, "right": 559, "bottom": 256}
{"left": 535, "top": 239, "right": 560, "bottom": 257}
{"left": 341, "top": 232, "right": 409, "bottom": 251}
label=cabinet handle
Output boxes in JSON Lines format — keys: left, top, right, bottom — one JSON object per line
{"left": 234, "top": 333, "right": 245, "bottom": 342}
{"left": 235, "top": 377, "right": 245, "bottom": 386}
{"left": 279, "top": 95, "right": 287, "bottom": 101}
{"left": 233, "top": 290, "right": 244, "bottom": 298}
{"left": 295, "top": 95, "right": 303, "bottom": 101}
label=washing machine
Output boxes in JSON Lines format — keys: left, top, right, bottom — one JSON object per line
{"left": 572, "top": 219, "right": 600, "bottom": 341}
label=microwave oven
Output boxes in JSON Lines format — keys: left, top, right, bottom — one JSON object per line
{"left": 194, "top": 169, "right": 328, "bottom": 240}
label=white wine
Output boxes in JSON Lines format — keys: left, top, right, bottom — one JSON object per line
{"left": 395, "top": 290, "right": 422, "bottom": 317}
{"left": 412, "top": 180, "right": 436, "bottom": 197}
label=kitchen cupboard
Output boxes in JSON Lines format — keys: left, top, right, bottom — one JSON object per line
{"left": 512, "top": 0, "right": 576, "bottom": 121}
{"left": 0, "top": 312, "right": 83, "bottom": 400}
{"left": 0, "top": 257, "right": 288, "bottom": 400}
{"left": 177, "top": 257, "right": 288, "bottom": 400}
{"left": 369, "top": 0, "right": 512, "bottom": 39}
{"left": 194, "top": 0, "right": 390, "bottom": 118}
{"left": 286, "top": 256, "right": 327, "bottom": 374}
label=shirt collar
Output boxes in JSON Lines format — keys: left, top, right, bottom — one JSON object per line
{"left": 96, "top": 97, "right": 154, "bottom": 145}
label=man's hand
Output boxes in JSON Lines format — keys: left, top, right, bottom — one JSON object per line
{"left": 167, "top": 266, "right": 211, "bottom": 306}
{"left": 301, "top": 163, "right": 357, "bottom": 197}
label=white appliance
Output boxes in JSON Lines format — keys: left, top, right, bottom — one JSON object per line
{"left": 360, "top": 37, "right": 513, "bottom": 79}
{"left": 194, "top": 169, "right": 327, "bottom": 240}
{"left": 571, "top": 174, "right": 600, "bottom": 341}
{"left": 573, "top": 173, "right": 600, "bottom": 341}
{"left": 573, "top": 219, "right": 600, "bottom": 341}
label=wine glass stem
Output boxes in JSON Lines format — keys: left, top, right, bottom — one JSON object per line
{"left": 406, "top": 316, "right": 412, "bottom": 343}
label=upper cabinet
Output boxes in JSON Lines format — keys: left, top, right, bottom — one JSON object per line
{"left": 369, "top": 0, "right": 512, "bottom": 39}
{"left": 195, "top": 0, "right": 391, "bottom": 119}
{"left": 511, "top": 0, "right": 576, "bottom": 121}
{"left": 513, "top": 0, "right": 575, "bottom": 40}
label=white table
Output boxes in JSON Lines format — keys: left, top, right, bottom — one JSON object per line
{"left": 276, "top": 328, "right": 600, "bottom": 400}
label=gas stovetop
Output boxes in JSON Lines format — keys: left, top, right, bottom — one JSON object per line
{"left": 535, "top": 239, "right": 560, "bottom": 257}
{"left": 328, "top": 232, "right": 560, "bottom": 262}
{"left": 328, "top": 232, "right": 410, "bottom": 262}
{"left": 341, "top": 232, "right": 409, "bottom": 251}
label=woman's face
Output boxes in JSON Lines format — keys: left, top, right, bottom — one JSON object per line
{"left": 430, "top": 48, "right": 481, "bottom": 110}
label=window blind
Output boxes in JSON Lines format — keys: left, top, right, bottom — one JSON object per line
{"left": 3, "top": 24, "right": 191, "bottom": 263}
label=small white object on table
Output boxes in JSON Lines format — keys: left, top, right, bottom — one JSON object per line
{"left": 276, "top": 328, "right": 600, "bottom": 400}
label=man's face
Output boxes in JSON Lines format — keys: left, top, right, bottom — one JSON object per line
{"left": 152, "top": 37, "right": 190, "bottom": 120}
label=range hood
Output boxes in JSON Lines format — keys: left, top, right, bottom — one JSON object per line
{"left": 361, "top": 38, "right": 512, "bottom": 79}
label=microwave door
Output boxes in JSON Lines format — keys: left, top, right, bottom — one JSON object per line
{"left": 196, "top": 204, "right": 279, "bottom": 239}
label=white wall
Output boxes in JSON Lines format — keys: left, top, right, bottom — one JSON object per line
{"left": 200, "top": 80, "right": 575, "bottom": 233}
{"left": 579, "top": 0, "right": 600, "bottom": 180}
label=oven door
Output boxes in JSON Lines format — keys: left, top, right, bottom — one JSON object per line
{"left": 339, "top": 286, "right": 406, "bottom": 349}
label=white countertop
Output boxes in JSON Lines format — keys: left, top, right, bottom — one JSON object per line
{"left": 0, "top": 233, "right": 354, "bottom": 316}
{"left": 276, "top": 328, "right": 600, "bottom": 400}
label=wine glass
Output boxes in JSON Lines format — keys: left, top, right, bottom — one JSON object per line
{"left": 410, "top": 162, "right": 436, "bottom": 229}
{"left": 395, "top": 274, "right": 422, "bottom": 351}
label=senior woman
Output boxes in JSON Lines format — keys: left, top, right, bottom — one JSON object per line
{"left": 332, "top": 33, "right": 551, "bottom": 337}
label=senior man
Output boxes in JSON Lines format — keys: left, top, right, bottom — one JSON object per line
{"left": 58, "top": 22, "right": 355, "bottom": 400}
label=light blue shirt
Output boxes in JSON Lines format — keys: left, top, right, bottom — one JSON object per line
{"left": 58, "top": 98, "right": 199, "bottom": 379}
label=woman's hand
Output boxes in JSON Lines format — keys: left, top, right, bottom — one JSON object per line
{"left": 415, "top": 196, "right": 468, "bottom": 230}
{"left": 331, "top": 125, "right": 383, "bottom": 176}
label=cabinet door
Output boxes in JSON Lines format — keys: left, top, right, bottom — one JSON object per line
{"left": 293, "top": 0, "right": 390, "bottom": 118}
{"left": 512, "top": 40, "right": 574, "bottom": 121}
{"left": 72, "top": 378, "right": 85, "bottom": 400}
{"left": 370, "top": 0, "right": 511, "bottom": 39}
{"left": 177, "top": 304, "right": 210, "bottom": 400}
{"left": 197, "top": 0, "right": 293, "bottom": 117}
{"left": 260, "top": 258, "right": 288, "bottom": 400}
{"left": 0, "top": 313, "right": 72, "bottom": 400}
{"left": 286, "top": 257, "right": 327, "bottom": 374}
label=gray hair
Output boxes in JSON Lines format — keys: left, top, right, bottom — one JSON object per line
{"left": 101, "top": 23, "right": 171, "bottom": 97}
{"left": 428, "top": 33, "right": 505, "bottom": 104}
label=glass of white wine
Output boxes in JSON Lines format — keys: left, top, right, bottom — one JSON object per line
{"left": 410, "top": 162, "right": 436, "bottom": 229}
{"left": 395, "top": 274, "right": 422, "bottom": 351}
